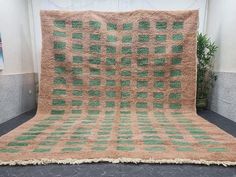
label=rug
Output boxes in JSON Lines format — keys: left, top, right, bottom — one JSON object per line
{"left": 0, "top": 10, "right": 235, "bottom": 166}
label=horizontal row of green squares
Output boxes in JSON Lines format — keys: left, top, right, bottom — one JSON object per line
{"left": 54, "top": 20, "right": 183, "bottom": 30}
{"left": 51, "top": 100, "right": 181, "bottom": 109}
{"left": 52, "top": 89, "right": 181, "bottom": 100}
{"left": 138, "top": 21, "right": 184, "bottom": 30}
{"left": 54, "top": 54, "right": 182, "bottom": 66}
{"left": 53, "top": 77, "right": 181, "bottom": 88}
{"left": 75, "top": 56, "right": 181, "bottom": 66}
{"left": 54, "top": 44, "right": 183, "bottom": 54}
{"left": 99, "top": 34, "right": 183, "bottom": 43}
{"left": 55, "top": 34, "right": 183, "bottom": 42}
{"left": 54, "top": 33, "right": 182, "bottom": 43}
{"left": 53, "top": 91, "right": 179, "bottom": 98}
{"left": 55, "top": 66, "right": 182, "bottom": 77}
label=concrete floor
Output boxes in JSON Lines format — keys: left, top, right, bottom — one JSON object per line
{"left": 0, "top": 109, "right": 235, "bottom": 177}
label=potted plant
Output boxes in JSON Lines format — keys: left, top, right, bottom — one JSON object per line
{"left": 196, "top": 33, "right": 217, "bottom": 110}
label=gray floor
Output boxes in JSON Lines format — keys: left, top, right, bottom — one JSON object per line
{"left": 0, "top": 109, "right": 235, "bottom": 177}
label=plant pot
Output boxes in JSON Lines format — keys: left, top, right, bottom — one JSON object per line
{"left": 196, "top": 98, "right": 208, "bottom": 110}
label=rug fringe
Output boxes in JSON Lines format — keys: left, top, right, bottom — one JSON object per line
{"left": 0, "top": 158, "right": 236, "bottom": 166}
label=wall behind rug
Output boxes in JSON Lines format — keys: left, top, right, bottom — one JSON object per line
{"left": 207, "top": 0, "right": 236, "bottom": 122}
{"left": 0, "top": 0, "right": 36, "bottom": 123}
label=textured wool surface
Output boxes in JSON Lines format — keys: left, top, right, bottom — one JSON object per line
{"left": 0, "top": 10, "right": 236, "bottom": 166}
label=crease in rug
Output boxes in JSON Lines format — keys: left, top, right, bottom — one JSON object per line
{"left": 0, "top": 10, "right": 235, "bottom": 166}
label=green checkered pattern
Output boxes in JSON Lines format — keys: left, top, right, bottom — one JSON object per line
{"left": 52, "top": 19, "right": 185, "bottom": 115}
{"left": 0, "top": 18, "right": 227, "bottom": 155}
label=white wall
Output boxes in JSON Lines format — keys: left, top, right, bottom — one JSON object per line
{"left": 207, "top": 0, "right": 236, "bottom": 122}
{"left": 0, "top": 0, "right": 34, "bottom": 75}
{"left": 29, "top": 0, "right": 208, "bottom": 76}
{"left": 206, "top": 0, "right": 236, "bottom": 73}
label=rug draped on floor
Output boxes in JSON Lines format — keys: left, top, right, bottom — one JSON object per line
{"left": 0, "top": 10, "right": 235, "bottom": 166}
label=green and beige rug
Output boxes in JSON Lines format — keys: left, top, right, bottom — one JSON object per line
{"left": 0, "top": 10, "right": 235, "bottom": 166}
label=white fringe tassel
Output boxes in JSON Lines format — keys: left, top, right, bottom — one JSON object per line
{"left": 0, "top": 158, "right": 236, "bottom": 166}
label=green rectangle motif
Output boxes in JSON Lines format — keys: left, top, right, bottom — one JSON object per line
{"left": 72, "top": 33, "right": 83, "bottom": 39}
{"left": 122, "top": 47, "right": 132, "bottom": 54}
{"left": 89, "top": 57, "right": 101, "bottom": 64}
{"left": 53, "top": 31, "right": 66, "bottom": 37}
{"left": 122, "top": 36, "right": 132, "bottom": 43}
{"left": 121, "top": 80, "right": 130, "bottom": 87}
{"left": 89, "top": 79, "right": 101, "bottom": 86}
{"left": 90, "top": 45, "right": 101, "bottom": 53}
{"left": 156, "top": 35, "right": 166, "bottom": 42}
{"left": 137, "top": 92, "right": 147, "bottom": 98}
{"left": 55, "top": 66, "right": 65, "bottom": 74}
{"left": 137, "top": 81, "right": 148, "bottom": 88}
{"left": 154, "top": 71, "right": 164, "bottom": 77}
{"left": 73, "top": 56, "right": 82, "bottom": 63}
{"left": 54, "top": 41, "right": 66, "bottom": 49}
{"left": 72, "top": 100, "right": 83, "bottom": 106}
{"left": 106, "top": 69, "right": 116, "bottom": 76}
{"left": 72, "top": 67, "right": 82, "bottom": 75}
{"left": 55, "top": 54, "right": 65, "bottom": 62}
{"left": 72, "top": 44, "right": 83, "bottom": 51}
{"left": 54, "top": 20, "right": 65, "bottom": 28}
{"left": 106, "top": 58, "right": 115, "bottom": 65}
{"left": 121, "top": 70, "right": 131, "bottom": 76}
{"left": 173, "top": 21, "right": 183, "bottom": 29}
{"left": 155, "top": 46, "right": 166, "bottom": 53}
{"left": 73, "top": 79, "right": 83, "bottom": 86}
{"left": 136, "top": 102, "right": 147, "bottom": 108}
{"left": 172, "top": 45, "right": 183, "bottom": 53}
{"left": 106, "top": 46, "right": 116, "bottom": 54}
{"left": 139, "top": 21, "right": 150, "bottom": 30}
{"left": 169, "top": 93, "right": 181, "bottom": 99}
{"left": 106, "top": 80, "right": 116, "bottom": 86}
{"left": 156, "top": 22, "right": 167, "bottom": 29}
{"left": 54, "top": 77, "right": 66, "bottom": 85}
{"left": 171, "top": 58, "right": 182, "bottom": 65}
{"left": 88, "top": 90, "right": 100, "bottom": 97}
{"left": 153, "top": 92, "right": 164, "bottom": 99}
{"left": 169, "top": 103, "right": 182, "bottom": 109}
{"left": 106, "top": 91, "right": 116, "bottom": 97}
{"left": 123, "top": 23, "right": 133, "bottom": 30}
{"left": 53, "top": 89, "right": 66, "bottom": 95}
{"left": 138, "top": 35, "right": 149, "bottom": 42}
{"left": 107, "top": 23, "right": 117, "bottom": 30}
{"left": 137, "top": 58, "right": 148, "bottom": 66}
{"left": 90, "top": 34, "right": 101, "bottom": 41}
{"left": 73, "top": 90, "right": 83, "bottom": 96}
{"left": 154, "top": 81, "right": 164, "bottom": 88}
{"left": 89, "top": 21, "right": 101, "bottom": 29}
{"left": 170, "top": 81, "right": 181, "bottom": 88}
{"left": 170, "top": 70, "right": 182, "bottom": 77}
{"left": 52, "top": 99, "right": 65, "bottom": 106}
{"left": 72, "top": 21, "right": 82, "bottom": 28}
{"left": 172, "top": 34, "right": 183, "bottom": 41}
{"left": 154, "top": 58, "right": 165, "bottom": 66}
{"left": 138, "top": 71, "right": 148, "bottom": 77}
{"left": 137, "top": 48, "right": 149, "bottom": 55}
{"left": 51, "top": 110, "right": 65, "bottom": 115}
{"left": 107, "top": 35, "right": 117, "bottom": 42}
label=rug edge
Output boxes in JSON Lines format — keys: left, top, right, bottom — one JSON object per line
{"left": 0, "top": 158, "right": 235, "bottom": 166}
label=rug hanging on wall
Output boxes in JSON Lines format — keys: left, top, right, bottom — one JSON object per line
{"left": 0, "top": 10, "right": 235, "bottom": 166}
